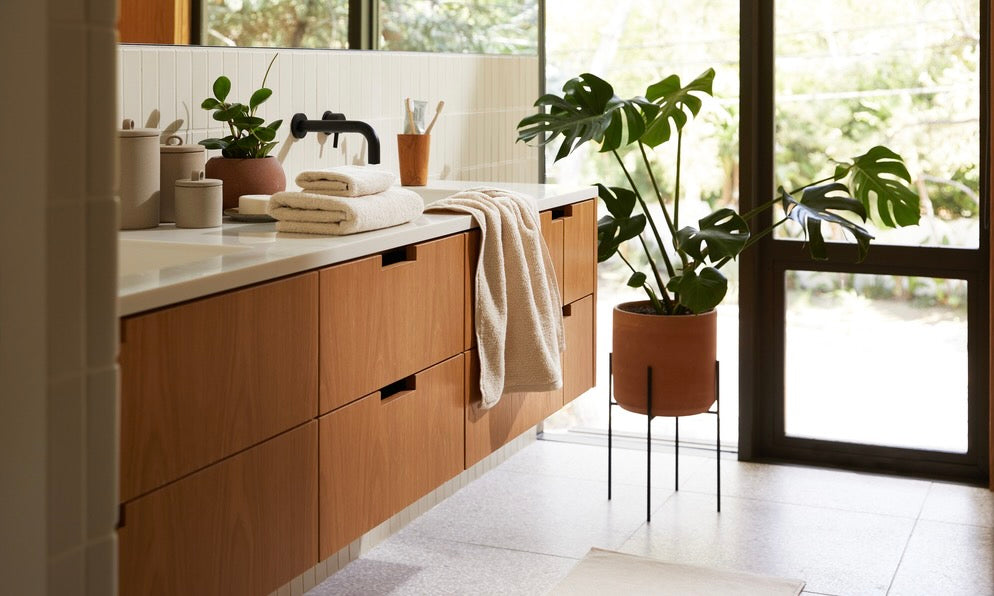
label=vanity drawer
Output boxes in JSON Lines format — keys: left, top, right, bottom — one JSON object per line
{"left": 562, "top": 294, "right": 595, "bottom": 405}
{"left": 541, "top": 209, "right": 566, "bottom": 303}
{"left": 318, "top": 354, "right": 465, "bottom": 559}
{"left": 119, "top": 422, "right": 318, "bottom": 596}
{"left": 319, "top": 233, "right": 465, "bottom": 414}
{"left": 464, "top": 348, "right": 563, "bottom": 468}
{"left": 561, "top": 199, "right": 597, "bottom": 304}
{"left": 119, "top": 272, "right": 319, "bottom": 502}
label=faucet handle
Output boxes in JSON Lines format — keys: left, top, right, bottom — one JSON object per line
{"left": 322, "top": 111, "right": 346, "bottom": 149}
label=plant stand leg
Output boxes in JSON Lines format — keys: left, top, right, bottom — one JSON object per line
{"left": 646, "top": 366, "right": 653, "bottom": 523}
{"left": 716, "top": 360, "right": 721, "bottom": 513}
{"left": 608, "top": 352, "right": 613, "bottom": 501}
{"left": 675, "top": 416, "right": 680, "bottom": 491}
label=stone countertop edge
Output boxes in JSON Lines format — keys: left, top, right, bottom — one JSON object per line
{"left": 118, "top": 182, "right": 597, "bottom": 317}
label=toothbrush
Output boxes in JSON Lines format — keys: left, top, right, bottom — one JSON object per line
{"left": 424, "top": 100, "right": 445, "bottom": 135}
{"left": 404, "top": 98, "right": 416, "bottom": 134}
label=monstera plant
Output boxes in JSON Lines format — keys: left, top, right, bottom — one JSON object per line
{"left": 516, "top": 69, "right": 921, "bottom": 416}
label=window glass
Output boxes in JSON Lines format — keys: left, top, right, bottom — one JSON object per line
{"left": 380, "top": 0, "right": 538, "bottom": 54}
{"left": 205, "top": 0, "right": 349, "bottom": 48}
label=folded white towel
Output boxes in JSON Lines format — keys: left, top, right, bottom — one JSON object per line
{"left": 268, "top": 187, "right": 424, "bottom": 235}
{"left": 426, "top": 188, "right": 564, "bottom": 409}
{"left": 294, "top": 165, "right": 397, "bottom": 197}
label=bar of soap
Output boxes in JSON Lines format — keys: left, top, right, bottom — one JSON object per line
{"left": 238, "top": 194, "right": 271, "bottom": 215}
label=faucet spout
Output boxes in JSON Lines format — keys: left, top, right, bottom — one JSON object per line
{"left": 290, "top": 111, "right": 381, "bottom": 164}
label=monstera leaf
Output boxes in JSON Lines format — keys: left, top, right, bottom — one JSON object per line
{"left": 835, "top": 145, "right": 920, "bottom": 228}
{"left": 640, "top": 68, "right": 715, "bottom": 148}
{"left": 597, "top": 213, "right": 646, "bottom": 263}
{"left": 675, "top": 208, "right": 750, "bottom": 263}
{"left": 780, "top": 183, "right": 873, "bottom": 261}
{"left": 666, "top": 267, "right": 727, "bottom": 314}
{"left": 597, "top": 184, "right": 637, "bottom": 220}
{"left": 517, "top": 73, "right": 641, "bottom": 162}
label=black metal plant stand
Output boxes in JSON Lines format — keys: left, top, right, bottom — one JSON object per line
{"left": 607, "top": 353, "right": 721, "bottom": 521}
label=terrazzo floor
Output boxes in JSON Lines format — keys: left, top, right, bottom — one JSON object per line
{"left": 307, "top": 439, "right": 994, "bottom": 596}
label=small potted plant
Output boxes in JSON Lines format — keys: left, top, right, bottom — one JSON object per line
{"left": 200, "top": 54, "right": 285, "bottom": 209}
{"left": 517, "top": 69, "right": 921, "bottom": 415}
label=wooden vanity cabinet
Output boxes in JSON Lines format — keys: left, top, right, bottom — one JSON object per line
{"left": 119, "top": 422, "right": 318, "bottom": 596}
{"left": 562, "top": 294, "right": 595, "bottom": 405}
{"left": 119, "top": 273, "right": 319, "bottom": 501}
{"left": 318, "top": 354, "right": 465, "bottom": 559}
{"left": 318, "top": 234, "right": 465, "bottom": 414}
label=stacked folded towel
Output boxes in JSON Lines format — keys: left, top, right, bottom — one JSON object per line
{"left": 425, "top": 188, "right": 564, "bottom": 409}
{"left": 267, "top": 166, "right": 424, "bottom": 235}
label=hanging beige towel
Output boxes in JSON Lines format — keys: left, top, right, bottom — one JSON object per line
{"left": 426, "top": 188, "right": 564, "bottom": 409}
{"left": 268, "top": 187, "right": 424, "bottom": 235}
{"left": 294, "top": 165, "right": 397, "bottom": 197}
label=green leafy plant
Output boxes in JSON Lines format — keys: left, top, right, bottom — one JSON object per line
{"left": 200, "top": 54, "right": 282, "bottom": 158}
{"left": 517, "top": 70, "right": 921, "bottom": 315}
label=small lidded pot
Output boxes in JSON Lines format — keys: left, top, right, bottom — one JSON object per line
{"left": 160, "top": 134, "right": 206, "bottom": 223}
{"left": 174, "top": 170, "right": 223, "bottom": 228}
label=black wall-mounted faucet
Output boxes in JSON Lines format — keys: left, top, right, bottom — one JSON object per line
{"left": 290, "top": 111, "right": 381, "bottom": 164}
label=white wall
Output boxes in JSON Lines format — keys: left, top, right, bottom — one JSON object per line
{"left": 0, "top": 0, "right": 120, "bottom": 594}
{"left": 118, "top": 45, "right": 540, "bottom": 185}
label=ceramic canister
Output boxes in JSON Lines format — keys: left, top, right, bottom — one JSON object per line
{"left": 118, "top": 119, "right": 160, "bottom": 229}
{"left": 174, "top": 170, "right": 223, "bottom": 228}
{"left": 160, "top": 135, "right": 206, "bottom": 223}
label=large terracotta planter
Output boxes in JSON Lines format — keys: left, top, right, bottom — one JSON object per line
{"left": 612, "top": 301, "right": 717, "bottom": 416}
{"left": 205, "top": 156, "right": 287, "bottom": 209}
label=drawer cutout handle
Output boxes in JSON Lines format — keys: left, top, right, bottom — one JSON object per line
{"left": 562, "top": 303, "right": 573, "bottom": 317}
{"left": 380, "top": 373, "right": 417, "bottom": 403}
{"left": 380, "top": 245, "right": 418, "bottom": 267}
{"left": 550, "top": 206, "right": 568, "bottom": 221}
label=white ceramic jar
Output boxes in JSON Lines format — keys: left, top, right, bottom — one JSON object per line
{"left": 175, "top": 170, "right": 223, "bottom": 228}
{"left": 118, "top": 119, "right": 160, "bottom": 229}
{"left": 160, "top": 135, "right": 206, "bottom": 223}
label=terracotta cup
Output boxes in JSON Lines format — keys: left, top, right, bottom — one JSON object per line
{"left": 397, "top": 134, "right": 430, "bottom": 186}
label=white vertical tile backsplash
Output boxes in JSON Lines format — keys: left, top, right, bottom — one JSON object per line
{"left": 119, "top": 45, "right": 540, "bottom": 185}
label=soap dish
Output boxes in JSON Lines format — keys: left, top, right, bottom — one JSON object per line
{"left": 224, "top": 208, "right": 276, "bottom": 223}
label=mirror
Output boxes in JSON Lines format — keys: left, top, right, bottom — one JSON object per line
{"left": 119, "top": 0, "right": 539, "bottom": 55}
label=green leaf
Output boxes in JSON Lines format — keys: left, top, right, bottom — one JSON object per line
{"left": 212, "top": 76, "right": 231, "bottom": 102}
{"left": 627, "top": 272, "right": 647, "bottom": 288}
{"left": 254, "top": 126, "right": 276, "bottom": 142}
{"left": 213, "top": 103, "right": 247, "bottom": 122}
{"left": 596, "top": 184, "right": 636, "bottom": 220}
{"left": 641, "top": 68, "right": 714, "bottom": 147}
{"left": 780, "top": 184, "right": 874, "bottom": 261}
{"left": 675, "top": 208, "right": 750, "bottom": 263}
{"left": 597, "top": 213, "right": 646, "bottom": 263}
{"left": 516, "top": 73, "right": 632, "bottom": 162}
{"left": 266, "top": 119, "right": 283, "bottom": 131}
{"left": 249, "top": 87, "right": 272, "bottom": 109}
{"left": 198, "top": 138, "right": 228, "bottom": 150}
{"left": 233, "top": 116, "right": 266, "bottom": 130}
{"left": 201, "top": 98, "right": 222, "bottom": 110}
{"left": 666, "top": 267, "right": 727, "bottom": 314}
{"left": 838, "top": 145, "right": 920, "bottom": 228}
{"left": 258, "top": 141, "right": 279, "bottom": 157}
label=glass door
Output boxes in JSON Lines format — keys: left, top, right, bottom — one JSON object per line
{"left": 740, "top": 0, "right": 989, "bottom": 482}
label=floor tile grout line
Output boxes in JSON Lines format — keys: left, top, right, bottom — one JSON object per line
{"left": 884, "top": 483, "right": 931, "bottom": 596}
{"left": 669, "top": 487, "right": 925, "bottom": 521}
{"left": 407, "top": 532, "right": 586, "bottom": 562}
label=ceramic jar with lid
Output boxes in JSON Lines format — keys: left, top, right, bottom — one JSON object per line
{"left": 160, "top": 135, "right": 206, "bottom": 223}
{"left": 118, "top": 119, "right": 160, "bottom": 229}
{"left": 175, "top": 170, "right": 223, "bottom": 228}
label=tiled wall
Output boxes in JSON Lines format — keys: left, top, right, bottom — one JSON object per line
{"left": 0, "top": 0, "right": 119, "bottom": 594}
{"left": 118, "top": 45, "right": 541, "bottom": 186}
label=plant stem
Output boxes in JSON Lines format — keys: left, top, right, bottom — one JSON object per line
{"left": 611, "top": 149, "right": 677, "bottom": 285}
{"left": 618, "top": 252, "right": 666, "bottom": 314}
{"left": 637, "top": 141, "right": 679, "bottom": 239}
{"left": 788, "top": 174, "right": 836, "bottom": 195}
{"left": 714, "top": 216, "right": 788, "bottom": 269}
{"left": 674, "top": 130, "right": 683, "bottom": 232}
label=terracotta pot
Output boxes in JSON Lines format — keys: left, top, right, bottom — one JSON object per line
{"left": 612, "top": 301, "right": 717, "bottom": 416}
{"left": 204, "top": 156, "right": 286, "bottom": 209}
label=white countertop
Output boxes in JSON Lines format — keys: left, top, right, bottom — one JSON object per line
{"left": 118, "top": 181, "right": 597, "bottom": 316}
